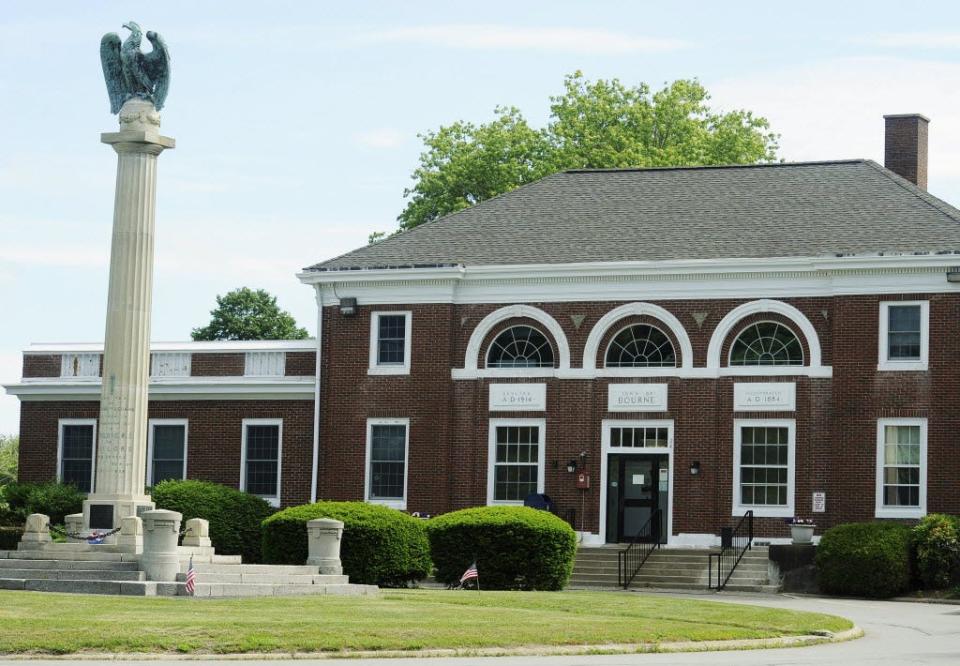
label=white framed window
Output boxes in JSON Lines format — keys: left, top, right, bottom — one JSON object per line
{"left": 240, "top": 418, "right": 282, "bottom": 506}
{"left": 57, "top": 419, "right": 97, "bottom": 493}
{"left": 147, "top": 419, "right": 188, "bottom": 486}
{"left": 487, "top": 418, "right": 546, "bottom": 505}
{"left": 876, "top": 418, "right": 927, "bottom": 519}
{"left": 151, "top": 352, "right": 191, "bottom": 378}
{"left": 61, "top": 353, "right": 100, "bottom": 378}
{"left": 732, "top": 419, "right": 795, "bottom": 518}
{"left": 368, "top": 311, "right": 412, "bottom": 375}
{"left": 365, "top": 418, "right": 410, "bottom": 509}
{"left": 244, "top": 351, "right": 286, "bottom": 377}
{"left": 878, "top": 301, "right": 929, "bottom": 371}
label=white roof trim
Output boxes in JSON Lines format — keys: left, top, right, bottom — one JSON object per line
{"left": 23, "top": 340, "right": 316, "bottom": 355}
{"left": 4, "top": 377, "right": 316, "bottom": 401}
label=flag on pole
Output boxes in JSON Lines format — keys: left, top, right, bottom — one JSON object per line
{"left": 184, "top": 556, "right": 197, "bottom": 596}
{"left": 460, "top": 561, "right": 478, "bottom": 587}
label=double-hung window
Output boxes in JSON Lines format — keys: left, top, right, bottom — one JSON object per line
{"left": 368, "top": 312, "right": 412, "bottom": 375}
{"left": 241, "top": 419, "right": 282, "bottom": 506}
{"left": 58, "top": 419, "right": 97, "bottom": 493}
{"left": 365, "top": 418, "right": 409, "bottom": 508}
{"left": 879, "top": 301, "right": 929, "bottom": 371}
{"left": 876, "top": 418, "right": 927, "bottom": 518}
{"left": 147, "top": 419, "right": 188, "bottom": 486}
{"left": 487, "top": 419, "right": 545, "bottom": 504}
{"left": 733, "top": 419, "right": 795, "bottom": 517}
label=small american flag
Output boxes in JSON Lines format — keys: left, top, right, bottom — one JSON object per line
{"left": 184, "top": 556, "right": 197, "bottom": 596}
{"left": 460, "top": 561, "right": 478, "bottom": 587}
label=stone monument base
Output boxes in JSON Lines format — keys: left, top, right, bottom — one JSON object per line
{"left": 82, "top": 495, "right": 155, "bottom": 534}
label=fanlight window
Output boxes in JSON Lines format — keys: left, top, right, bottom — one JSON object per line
{"left": 486, "top": 326, "right": 555, "bottom": 368}
{"left": 605, "top": 324, "right": 676, "bottom": 368}
{"left": 730, "top": 322, "right": 803, "bottom": 366}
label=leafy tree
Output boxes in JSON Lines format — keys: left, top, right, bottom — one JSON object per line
{"left": 191, "top": 288, "right": 309, "bottom": 341}
{"left": 0, "top": 435, "right": 18, "bottom": 486}
{"left": 398, "top": 72, "right": 778, "bottom": 230}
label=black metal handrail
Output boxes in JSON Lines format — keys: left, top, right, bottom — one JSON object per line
{"left": 617, "top": 509, "right": 662, "bottom": 589}
{"left": 708, "top": 510, "right": 753, "bottom": 590}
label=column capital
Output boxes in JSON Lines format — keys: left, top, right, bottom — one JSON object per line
{"left": 101, "top": 130, "right": 175, "bottom": 155}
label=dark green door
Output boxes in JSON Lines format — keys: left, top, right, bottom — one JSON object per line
{"left": 607, "top": 454, "right": 667, "bottom": 543}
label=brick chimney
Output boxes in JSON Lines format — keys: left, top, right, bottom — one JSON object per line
{"left": 884, "top": 113, "right": 929, "bottom": 190}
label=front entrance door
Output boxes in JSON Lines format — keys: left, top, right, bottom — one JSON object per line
{"left": 606, "top": 454, "right": 668, "bottom": 543}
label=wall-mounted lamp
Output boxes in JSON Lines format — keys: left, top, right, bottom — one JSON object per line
{"left": 566, "top": 459, "right": 578, "bottom": 473}
{"left": 690, "top": 461, "right": 701, "bottom": 476}
{"left": 947, "top": 270, "right": 960, "bottom": 283}
{"left": 339, "top": 297, "right": 357, "bottom": 316}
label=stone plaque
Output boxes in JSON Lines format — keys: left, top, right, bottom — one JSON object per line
{"left": 89, "top": 504, "right": 114, "bottom": 530}
{"left": 813, "top": 492, "right": 826, "bottom": 513}
{"left": 608, "top": 384, "right": 668, "bottom": 412}
{"left": 733, "top": 383, "right": 795, "bottom": 411}
{"left": 489, "top": 383, "right": 546, "bottom": 411}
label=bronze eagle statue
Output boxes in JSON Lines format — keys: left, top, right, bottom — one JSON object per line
{"left": 100, "top": 21, "right": 170, "bottom": 114}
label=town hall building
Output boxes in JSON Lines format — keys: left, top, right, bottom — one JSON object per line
{"left": 7, "top": 113, "right": 960, "bottom": 544}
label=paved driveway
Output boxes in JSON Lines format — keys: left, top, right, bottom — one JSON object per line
{"left": 0, "top": 592, "right": 957, "bottom": 665}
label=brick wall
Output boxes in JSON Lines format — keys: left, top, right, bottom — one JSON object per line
{"left": 22, "top": 355, "right": 61, "bottom": 378}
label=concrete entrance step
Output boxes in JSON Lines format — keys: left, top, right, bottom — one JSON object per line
{"left": 0, "top": 578, "right": 157, "bottom": 595}
{"left": 0, "top": 568, "right": 144, "bottom": 581}
{"left": 175, "top": 572, "right": 348, "bottom": 585}
{"left": 0, "top": 549, "right": 132, "bottom": 562}
{"left": 0, "top": 558, "right": 139, "bottom": 571}
{"left": 155, "top": 581, "right": 379, "bottom": 597}
{"left": 182, "top": 563, "right": 320, "bottom": 575}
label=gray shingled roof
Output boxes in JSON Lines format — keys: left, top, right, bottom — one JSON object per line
{"left": 306, "top": 160, "right": 960, "bottom": 271}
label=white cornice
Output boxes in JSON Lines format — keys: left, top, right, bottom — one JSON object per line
{"left": 4, "top": 377, "right": 316, "bottom": 401}
{"left": 23, "top": 340, "right": 317, "bottom": 355}
{"left": 301, "top": 254, "right": 960, "bottom": 306}
{"left": 451, "top": 366, "right": 833, "bottom": 380}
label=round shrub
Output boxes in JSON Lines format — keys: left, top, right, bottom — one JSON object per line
{"left": 816, "top": 522, "right": 912, "bottom": 598}
{"left": 426, "top": 506, "right": 577, "bottom": 590}
{"left": 0, "top": 481, "right": 85, "bottom": 525}
{"left": 261, "top": 501, "right": 431, "bottom": 587}
{"left": 913, "top": 513, "right": 960, "bottom": 590}
{"left": 151, "top": 480, "right": 274, "bottom": 563}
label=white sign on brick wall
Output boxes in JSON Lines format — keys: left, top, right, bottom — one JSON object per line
{"left": 608, "top": 384, "right": 668, "bottom": 412}
{"left": 733, "top": 383, "right": 795, "bottom": 411}
{"left": 489, "top": 384, "right": 546, "bottom": 411}
{"left": 813, "top": 492, "right": 826, "bottom": 513}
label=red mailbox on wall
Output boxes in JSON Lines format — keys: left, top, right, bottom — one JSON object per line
{"left": 576, "top": 472, "right": 590, "bottom": 489}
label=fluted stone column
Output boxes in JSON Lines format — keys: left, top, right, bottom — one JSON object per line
{"left": 83, "top": 99, "right": 174, "bottom": 532}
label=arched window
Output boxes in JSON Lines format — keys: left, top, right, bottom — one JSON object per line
{"left": 729, "top": 322, "right": 803, "bottom": 366}
{"left": 605, "top": 324, "right": 676, "bottom": 367}
{"left": 486, "top": 326, "right": 555, "bottom": 368}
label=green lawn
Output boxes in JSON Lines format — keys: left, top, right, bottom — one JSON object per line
{"left": 0, "top": 589, "right": 852, "bottom": 655}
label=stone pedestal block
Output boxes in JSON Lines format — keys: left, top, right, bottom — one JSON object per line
{"left": 18, "top": 514, "right": 52, "bottom": 550}
{"left": 181, "top": 518, "right": 211, "bottom": 548}
{"left": 117, "top": 516, "right": 143, "bottom": 553}
{"left": 306, "top": 518, "right": 344, "bottom": 575}
{"left": 140, "top": 510, "right": 182, "bottom": 581}
{"left": 64, "top": 514, "right": 85, "bottom": 543}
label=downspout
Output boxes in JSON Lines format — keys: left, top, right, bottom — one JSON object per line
{"left": 310, "top": 284, "right": 323, "bottom": 503}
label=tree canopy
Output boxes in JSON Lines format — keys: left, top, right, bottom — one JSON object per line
{"left": 191, "top": 288, "right": 309, "bottom": 341}
{"left": 0, "top": 435, "right": 17, "bottom": 486}
{"left": 397, "top": 72, "right": 779, "bottom": 231}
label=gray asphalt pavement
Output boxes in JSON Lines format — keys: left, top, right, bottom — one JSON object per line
{"left": 0, "top": 591, "right": 957, "bottom": 665}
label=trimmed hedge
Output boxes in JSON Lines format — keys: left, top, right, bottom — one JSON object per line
{"left": 151, "top": 480, "right": 274, "bottom": 563}
{"left": 0, "top": 526, "right": 23, "bottom": 550}
{"left": 913, "top": 513, "right": 960, "bottom": 590}
{"left": 0, "top": 481, "right": 85, "bottom": 525}
{"left": 261, "top": 501, "right": 431, "bottom": 586}
{"left": 426, "top": 506, "right": 577, "bottom": 590}
{"left": 816, "top": 522, "right": 912, "bottom": 598}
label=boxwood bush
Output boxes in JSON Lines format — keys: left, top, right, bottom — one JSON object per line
{"left": 0, "top": 481, "right": 85, "bottom": 525}
{"left": 261, "top": 501, "right": 431, "bottom": 587}
{"left": 151, "top": 480, "right": 274, "bottom": 563}
{"left": 912, "top": 513, "right": 960, "bottom": 590}
{"left": 426, "top": 506, "right": 577, "bottom": 590}
{"left": 816, "top": 522, "right": 912, "bottom": 598}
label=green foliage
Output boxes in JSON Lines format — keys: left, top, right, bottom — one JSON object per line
{"left": 190, "top": 287, "right": 309, "bottom": 341}
{"left": 0, "top": 481, "right": 85, "bottom": 526}
{"left": 913, "top": 514, "right": 960, "bottom": 590}
{"left": 426, "top": 506, "right": 577, "bottom": 590}
{"left": 399, "top": 72, "right": 779, "bottom": 230}
{"left": 816, "top": 522, "right": 912, "bottom": 598}
{"left": 261, "top": 501, "right": 431, "bottom": 586}
{"left": 151, "top": 480, "right": 274, "bottom": 563}
{"left": 0, "top": 435, "right": 18, "bottom": 486}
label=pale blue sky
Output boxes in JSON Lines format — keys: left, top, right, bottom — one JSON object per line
{"left": 3, "top": 1, "right": 960, "bottom": 434}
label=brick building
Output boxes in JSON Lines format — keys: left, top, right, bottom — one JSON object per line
{"left": 7, "top": 114, "right": 960, "bottom": 544}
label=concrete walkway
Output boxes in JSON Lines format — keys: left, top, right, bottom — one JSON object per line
{"left": 0, "top": 591, "right": 957, "bottom": 664}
